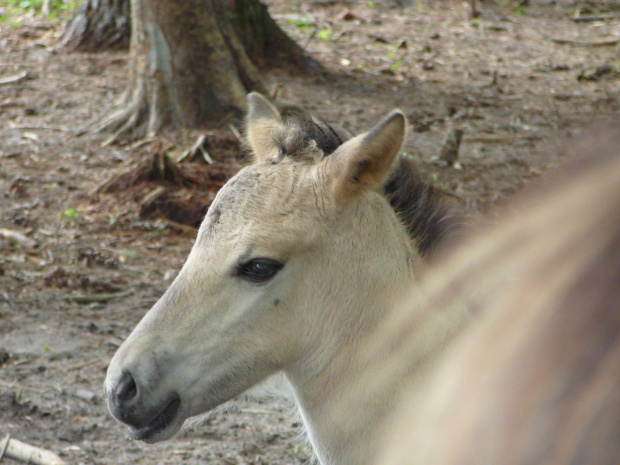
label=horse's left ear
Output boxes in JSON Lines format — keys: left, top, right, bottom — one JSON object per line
{"left": 246, "top": 92, "right": 283, "bottom": 163}
{"left": 324, "top": 111, "right": 407, "bottom": 205}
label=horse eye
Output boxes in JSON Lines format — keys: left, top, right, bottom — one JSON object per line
{"left": 238, "top": 258, "right": 284, "bottom": 283}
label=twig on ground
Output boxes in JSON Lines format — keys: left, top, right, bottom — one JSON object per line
{"left": 63, "top": 290, "right": 132, "bottom": 304}
{"left": 130, "top": 137, "right": 158, "bottom": 150}
{"left": 0, "top": 229, "right": 37, "bottom": 249}
{"left": 67, "top": 358, "right": 105, "bottom": 372}
{"left": 550, "top": 37, "right": 619, "bottom": 47}
{"left": 8, "top": 124, "right": 70, "bottom": 132}
{"left": 178, "top": 134, "right": 214, "bottom": 164}
{"left": 228, "top": 124, "right": 243, "bottom": 143}
{"left": 571, "top": 14, "right": 615, "bottom": 23}
{"left": 0, "top": 435, "right": 66, "bottom": 465}
{"left": 0, "top": 71, "right": 30, "bottom": 86}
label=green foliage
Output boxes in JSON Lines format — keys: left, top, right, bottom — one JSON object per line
{"left": 288, "top": 17, "right": 313, "bottom": 28}
{"left": 288, "top": 16, "right": 315, "bottom": 35}
{"left": 3, "top": 0, "right": 77, "bottom": 19}
{"left": 64, "top": 207, "right": 78, "bottom": 219}
{"left": 62, "top": 206, "right": 83, "bottom": 227}
{"left": 317, "top": 28, "right": 332, "bottom": 41}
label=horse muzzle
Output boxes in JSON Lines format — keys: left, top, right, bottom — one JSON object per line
{"left": 106, "top": 369, "right": 183, "bottom": 443}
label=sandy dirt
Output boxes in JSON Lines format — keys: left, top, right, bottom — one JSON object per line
{"left": 0, "top": 0, "right": 618, "bottom": 464}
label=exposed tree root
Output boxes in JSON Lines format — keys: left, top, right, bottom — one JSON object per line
{"left": 95, "top": 149, "right": 190, "bottom": 194}
{"left": 93, "top": 88, "right": 153, "bottom": 146}
{"left": 94, "top": 148, "right": 226, "bottom": 227}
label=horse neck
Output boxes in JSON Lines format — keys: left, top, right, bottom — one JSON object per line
{"left": 284, "top": 295, "right": 411, "bottom": 465}
{"left": 281, "top": 196, "right": 417, "bottom": 465}
{"left": 285, "top": 285, "right": 470, "bottom": 465}
{"left": 281, "top": 195, "right": 471, "bottom": 465}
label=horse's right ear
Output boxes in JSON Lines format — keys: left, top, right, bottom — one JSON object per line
{"left": 246, "top": 93, "right": 283, "bottom": 163}
{"left": 323, "top": 111, "right": 407, "bottom": 205}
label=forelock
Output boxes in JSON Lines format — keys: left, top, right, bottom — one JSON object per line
{"left": 270, "top": 109, "right": 352, "bottom": 163}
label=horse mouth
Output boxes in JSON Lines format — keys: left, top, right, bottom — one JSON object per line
{"left": 127, "top": 395, "right": 182, "bottom": 443}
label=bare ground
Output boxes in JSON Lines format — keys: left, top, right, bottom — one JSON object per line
{"left": 0, "top": 1, "right": 619, "bottom": 464}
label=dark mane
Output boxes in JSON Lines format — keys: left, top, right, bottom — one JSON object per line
{"left": 272, "top": 107, "right": 351, "bottom": 160}
{"left": 276, "top": 107, "right": 464, "bottom": 259}
{"left": 384, "top": 158, "right": 464, "bottom": 259}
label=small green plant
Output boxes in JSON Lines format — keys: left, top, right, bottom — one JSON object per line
{"left": 366, "top": 1, "right": 376, "bottom": 7}
{"left": 513, "top": 5, "right": 525, "bottom": 14}
{"left": 317, "top": 28, "right": 332, "bottom": 41}
{"left": 62, "top": 206, "right": 83, "bottom": 227}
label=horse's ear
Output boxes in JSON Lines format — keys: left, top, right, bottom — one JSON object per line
{"left": 246, "top": 92, "right": 283, "bottom": 163}
{"left": 324, "top": 111, "right": 406, "bottom": 205}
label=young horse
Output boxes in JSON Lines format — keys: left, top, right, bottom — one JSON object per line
{"left": 369, "top": 129, "right": 620, "bottom": 465}
{"left": 104, "top": 93, "right": 464, "bottom": 465}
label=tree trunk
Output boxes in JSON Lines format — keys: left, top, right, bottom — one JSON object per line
{"left": 91, "top": 0, "right": 314, "bottom": 144}
{"left": 221, "top": 1, "right": 317, "bottom": 69}
{"left": 60, "top": 0, "right": 130, "bottom": 51}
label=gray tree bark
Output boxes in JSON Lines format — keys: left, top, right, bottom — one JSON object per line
{"left": 91, "top": 0, "right": 315, "bottom": 144}
{"left": 60, "top": 0, "right": 130, "bottom": 51}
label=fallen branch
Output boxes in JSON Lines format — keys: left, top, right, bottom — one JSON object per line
{"left": 0, "top": 435, "right": 65, "bottom": 465}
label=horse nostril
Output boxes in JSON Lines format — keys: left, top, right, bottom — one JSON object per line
{"left": 114, "top": 371, "right": 138, "bottom": 407}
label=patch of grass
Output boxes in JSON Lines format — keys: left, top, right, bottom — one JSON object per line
{"left": 62, "top": 206, "right": 84, "bottom": 227}
{"left": 4, "top": 0, "right": 77, "bottom": 20}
